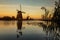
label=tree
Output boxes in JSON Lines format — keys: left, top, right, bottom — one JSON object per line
{"left": 41, "top": 7, "right": 49, "bottom": 20}
{"left": 52, "top": 0, "right": 60, "bottom": 21}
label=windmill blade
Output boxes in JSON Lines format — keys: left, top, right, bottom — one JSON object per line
{"left": 20, "top": 4, "right": 22, "bottom": 11}
{"left": 16, "top": 9, "right": 19, "bottom": 11}
{"left": 22, "top": 11, "right": 26, "bottom": 14}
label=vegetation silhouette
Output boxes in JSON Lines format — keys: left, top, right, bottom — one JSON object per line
{"left": 0, "top": 16, "right": 16, "bottom": 21}
{"left": 52, "top": 0, "right": 60, "bottom": 21}
{"left": 39, "top": 21, "right": 60, "bottom": 40}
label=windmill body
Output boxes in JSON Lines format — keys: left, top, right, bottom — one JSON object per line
{"left": 17, "top": 4, "right": 25, "bottom": 21}
{"left": 17, "top": 11, "right": 22, "bottom": 21}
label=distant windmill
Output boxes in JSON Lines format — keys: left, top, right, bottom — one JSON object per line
{"left": 17, "top": 4, "right": 25, "bottom": 21}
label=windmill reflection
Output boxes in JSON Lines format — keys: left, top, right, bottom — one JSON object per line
{"left": 17, "top": 20, "right": 22, "bottom": 39}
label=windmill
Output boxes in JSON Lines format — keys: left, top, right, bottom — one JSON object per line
{"left": 17, "top": 4, "right": 25, "bottom": 21}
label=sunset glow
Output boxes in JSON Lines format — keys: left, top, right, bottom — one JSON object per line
{"left": 0, "top": 0, "right": 56, "bottom": 19}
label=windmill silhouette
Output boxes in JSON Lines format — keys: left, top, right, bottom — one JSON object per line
{"left": 17, "top": 4, "right": 25, "bottom": 21}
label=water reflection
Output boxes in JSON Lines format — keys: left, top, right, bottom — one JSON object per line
{"left": 40, "top": 21, "right": 60, "bottom": 40}
{"left": 17, "top": 20, "right": 22, "bottom": 39}
{"left": 26, "top": 21, "right": 60, "bottom": 40}
{"left": 0, "top": 21, "right": 60, "bottom": 40}
{"left": 1, "top": 21, "right": 15, "bottom": 26}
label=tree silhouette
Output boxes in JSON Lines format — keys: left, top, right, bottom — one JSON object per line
{"left": 41, "top": 7, "right": 49, "bottom": 20}
{"left": 52, "top": 0, "right": 60, "bottom": 21}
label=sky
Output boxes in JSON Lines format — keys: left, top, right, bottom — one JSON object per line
{"left": 0, "top": 0, "right": 58, "bottom": 19}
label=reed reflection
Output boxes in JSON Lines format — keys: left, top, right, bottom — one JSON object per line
{"left": 40, "top": 21, "right": 60, "bottom": 40}
{"left": 17, "top": 20, "right": 22, "bottom": 39}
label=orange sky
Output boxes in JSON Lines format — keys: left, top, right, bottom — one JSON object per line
{"left": 0, "top": 0, "right": 57, "bottom": 19}
{"left": 0, "top": 4, "right": 54, "bottom": 19}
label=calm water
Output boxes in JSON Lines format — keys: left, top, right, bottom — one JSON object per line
{"left": 0, "top": 21, "right": 60, "bottom": 40}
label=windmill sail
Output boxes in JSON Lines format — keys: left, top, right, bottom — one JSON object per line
{"left": 17, "top": 4, "right": 25, "bottom": 20}
{"left": 17, "top": 4, "right": 22, "bottom": 21}
{"left": 20, "top": 4, "right": 21, "bottom": 11}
